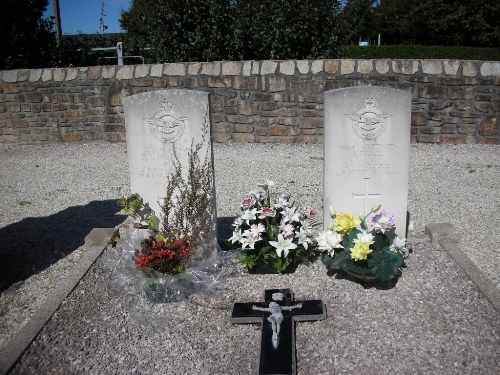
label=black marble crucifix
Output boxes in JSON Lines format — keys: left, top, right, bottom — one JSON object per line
{"left": 231, "top": 289, "right": 326, "bottom": 375}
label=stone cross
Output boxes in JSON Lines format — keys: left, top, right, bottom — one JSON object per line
{"left": 324, "top": 87, "right": 411, "bottom": 237}
{"left": 352, "top": 177, "right": 381, "bottom": 215}
{"left": 231, "top": 289, "right": 326, "bottom": 375}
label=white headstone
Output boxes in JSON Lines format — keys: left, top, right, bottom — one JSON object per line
{"left": 324, "top": 86, "right": 411, "bottom": 237}
{"left": 124, "top": 89, "right": 217, "bottom": 259}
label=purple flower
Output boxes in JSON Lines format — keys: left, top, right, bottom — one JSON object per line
{"left": 371, "top": 210, "right": 396, "bottom": 233}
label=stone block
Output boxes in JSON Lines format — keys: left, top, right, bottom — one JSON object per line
{"left": 242, "top": 61, "right": 252, "bottom": 76}
{"left": 210, "top": 95, "right": 225, "bottom": 112}
{"left": 475, "top": 102, "right": 490, "bottom": 112}
{"left": 418, "top": 86, "right": 447, "bottom": 99}
{"left": 62, "top": 133, "right": 82, "bottom": 142}
{"left": 222, "top": 61, "right": 242, "bottom": 76}
{"left": 53, "top": 68, "right": 66, "bottom": 81}
{"left": 422, "top": 60, "right": 442, "bottom": 75}
{"left": 375, "top": 60, "right": 390, "bottom": 74}
{"left": 207, "top": 76, "right": 230, "bottom": 88}
{"left": 479, "top": 116, "right": 498, "bottom": 136}
{"left": 268, "top": 76, "right": 286, "bottom": 92}
{"left": 324, "top": 60, "right": 339, "bottom": 75}
{"left": 280, "top": 108, "right": 298, "bottom": 117}
{"left": 299, "top": 118, "right": 322, "bottom": 129}
{"left": 232, "top": 76, "right": 258, "bottom": 90}
{"left": 29, "top": 69, "right": 43, "bottom": 82}
{"left": 88, "top": 66, "right": 101, "bottom": 80}
{"left": 232, "top": 133, "right": 255, "bottom": 143}
{"left": 392, "top": 60, "right": 418, "bottom": 75}
{"left": 227, "top": 115, "right": 254, "bottom": 124}
{"left": 116, "top": 66, "right": 134, "bottom": 80}
{"left": 188, "top": 62, "right": 201, "bottom": 75}
{"left": 201, "top": 62, "right": 221, "bottom": 76}
{"left": 480, "top": 62, "right": 500, "bottom": 77}
{"left": 340, "top": 60, "right": 355, "bottom": 75}
{"left": 2, "top": 70, "right": 18, "bottom": 83}
{"left": 239, "top": 101, "right": 259, "bottom": 115}
{"left": 280, "top": 60, "right": 295, "bottom": 75}
{"left": 441, "top": 136, "right": 466, "bottom": 145}
{"left": 311, "top": 60, "right": 323, "bottom": 74}
{"left": 102, "top": 66, "right": 116, "bottom": 79}
{"left": 261, "top": 61, "right": 277, "bottom": 75}
{"left": 164, "top": 63, "right": 186, "bottom": 76}
{"left": 463, "top": 62, "right": 478, "bottom": 77}
{"left": 357, "top": 60, "right": 373, "bottom": 74}
{"left": 443, "top": 60, "right": 460, "bottom": 75}
{"left": 135, "top": 65, "right": 150, "bottom": 78}
{"left": 42, "top": 69, "right": 52, "bottom": 82}
{"left": 297, "top": 60, "right": 309, "bottom": 74}
{"left": 417, "top": 134, "right": 441, "bottom": 143}
{"left": 66, "top": 68, "right": 79, "bottom": 81}
{"left": 150, "top": 64, "right": 163, "bottom": 77}
{"left": 233, "top": 124, "right": 254, "bottom": 133}
{"left": 261, "top": 102, "right": 281, "bottom": 111}
{"left": 213, "top": 122, "right": 230, "bottom": 132}
{"left": 212, "top": 132, "right": 231, "bottom": 143}
{"left": 252, "top": 61, "right": 260, "bottom": 75}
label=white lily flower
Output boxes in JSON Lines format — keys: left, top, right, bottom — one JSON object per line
{"left": 269, "top": 234, "right": 297, "bottom": 258}
{"left": 241, "top": 233, "right": 258, "bottom": 249}
{"left": 295, "top": 227, "right": 311, "bottom": 250}
{"left": 281, "top": 206, "right": 301, "bottom": 223}
{"left": 228, "top": 229, "right": 244, "bottom": 244}
{"left": 241, "top": 208, "right": 258, "bottom": 224}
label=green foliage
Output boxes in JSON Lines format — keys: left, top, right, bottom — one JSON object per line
{"left": 370, "top": 0, "right": 500, "bottom": 47}
{"left": 120, "top": 0, "right": 342, "bottom": 62}
{"left": 120, "top": 0, "right": 235, "bottom": 63}
{"left": 367, "top": 248, "right": 403, "bottom": 281}
{"left": 232, "top": 0, "right": 342, "bottom": 60}
{"left": 338, "top": 0, "right": 377, "bottom": 45}
{"left": 341, "top": 45, "right": 500, "bottom": 60}
{"left": 0, "top": 0, "right": 56, "bottom": 69}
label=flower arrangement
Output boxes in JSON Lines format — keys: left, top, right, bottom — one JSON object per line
{"left": 318, "top": 205, "right": 410, "bottom": 281}
{"left": 117, "top": 130, "right": 214, "bottom": 278}
{"left": 228, "top": 180, "right": 317, "bottom": 274}
{"left": 136, "top": 236, "right": 192, "bottom": 275}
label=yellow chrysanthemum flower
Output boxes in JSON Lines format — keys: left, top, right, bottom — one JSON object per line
{"left": 350, "top": 242, "right": 372, "bottom": 261}
{"left": 334, "top": 212, "right": 361, "bottom": 235}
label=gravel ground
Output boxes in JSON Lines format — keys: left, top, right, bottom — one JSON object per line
{"left": 0, "top": 142, "right": 499, "bottom": 374}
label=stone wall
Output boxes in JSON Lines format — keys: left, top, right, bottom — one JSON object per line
{"left": 1, "top": 59, "right": 499, "bottom": 144}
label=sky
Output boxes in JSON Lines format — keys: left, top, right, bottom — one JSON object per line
{"left": 45, "top": 0, "right": 131, "bottom": 35}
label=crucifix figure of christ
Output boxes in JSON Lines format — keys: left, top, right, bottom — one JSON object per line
{"left": 231, "top": 289, "right": 326, "bottom": 375}
{"left": 352, "top": 177, "right": 381, "bottom": 214}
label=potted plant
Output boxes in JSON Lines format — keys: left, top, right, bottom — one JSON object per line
{"left": 318, "top": 205, "right": 410, "bottom": 282}
{"left": 227, "top": 180, "right": 317, "bottom": 274}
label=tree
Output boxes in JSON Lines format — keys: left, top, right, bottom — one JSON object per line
{"left": 373, "top": 0, "right": 500, "bottom": 47}
{"left": 232, "top": 0, "right": 342, "bottom": 60}
{"left": 121, "top": 0, "right": 342, "bottom": 62}
{"left": 120, "top": 0, "right": 234, "bottom": 63}
{"left": 0, "top": 0, "right": 56, "bottom": 69}
{"left": 339, "top": 0, "right": 377, "bottom": 45}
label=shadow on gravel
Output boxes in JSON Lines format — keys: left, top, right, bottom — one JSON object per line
{"left": 327, "top": 269, "right": 400, "bottom": 290}
{"left": 0, "top": 200, "right": 126, "bottom": 293}
{"left": 216, "top": 216, "right": 236, "bottom": 242}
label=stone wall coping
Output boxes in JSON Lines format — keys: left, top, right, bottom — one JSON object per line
{"left": 2, "top": 59, "right": 499, "bottom": 84}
